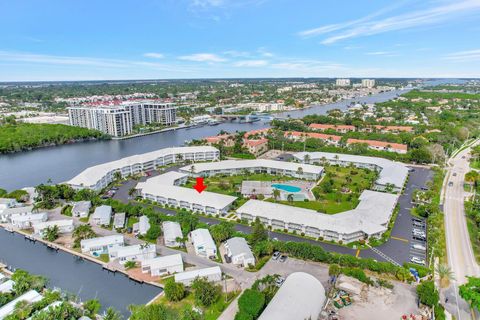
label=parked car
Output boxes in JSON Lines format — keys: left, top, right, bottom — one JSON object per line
{"left": 408, "top": 168, "right": 415, "bottom": 172}
{"left": 413, "top": 235, "right": 426, "bottom": 241}
{"left": 448, "top": 181, "right": 453, "bottom": 187}
{"left": 412, "top": 243, "right": 426, "bottom": 251}
{"left": 279, "top": 255, "right": 288, "bottom": 263}
{"left": 411, "top": 256, "right": 425, "bottom": 265}
{"left": 275, "top": 277, "right": 285, "bottom": 287}
{"left": 272, "top": 251, "right": 281, "bottom": 260}
{"left": 453, "top": 172, "right": 457, "bottom": 177}
{"left": 412, "top": 218, "right": 424, "bottom": 223}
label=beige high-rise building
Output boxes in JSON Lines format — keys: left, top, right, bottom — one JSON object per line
{"left": 362, "top": 79, "right": 375, "bottom": 88}
{"left": 335, "top": 78, "right": 351, "bottom": 86}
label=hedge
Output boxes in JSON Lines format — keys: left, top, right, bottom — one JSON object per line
{"left": 237, "top": 289, "right": 266, "bottom": 318}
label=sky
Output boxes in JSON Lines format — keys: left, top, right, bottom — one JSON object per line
{"left": 1, "top": 0, "right": 480, "bottom": 81}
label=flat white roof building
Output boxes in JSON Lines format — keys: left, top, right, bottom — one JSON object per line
{"left": 162, "top": 221, "right": 183, "bottom": 247}
{"left": 90, "top": 205, "right": 112, "bottom": 226}
{"left": 67, "top": 146, "right": 220, "bottom": 191}
{"left": 141, "top": 254, "right": 184, "bottom": 276}
{"left": 133, "top": 215, "right": 150, "bottom": 236}
{"left": 113, "top": 212, "right": 126, "bottom": 229}
{"left": 0, "top": 205, "right": 33, "bottom": 223}
{"left": 0, "top": 280, "right": 14, "bottom": 293}
{"left": 136, "top": 173, "right": 236, "bottom": 215}
{"left": 225, "top": 237, "right": 255, "bottom": 268}
{"left": 33, "top": 219, "right": 74, "bottom": 236}
{"left": 190, "top": 229, "right": 217, "bottom": 259}
{"left": 174, "top": 266, "right": 222, "bottom": 286}
{"left": 72, "top": 201, "right": 91, "bottom": 218}
{"left": 80, "top": 235, "right": 124, "bottom": 257}
{"left": 109, "top": 244, "right": 156, "bottom": 265}
{"left": 294, "top": 151, "right": 409, "bottom": 191}
{"left": 237, "top": 190, "right": 398, "bottom": 243}
{"left": 10, "top": 212, "right": 48, "bottom": 229}
{"left": 180, "top": 159, "right": 323, "bottom": 181}
{"left": 258, "top": 272, "right": 325, "bottom": 320}
{"left": 0, "top": 290, "right": 43, "bottom": 319}
{"left": 0, "top": 198, "right": 17, "bottom": 211}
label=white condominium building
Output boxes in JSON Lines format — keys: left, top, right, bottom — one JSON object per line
{"left": 68, "top": 101, "right": 177, "bottom": 137}
{"left": 362, "top": 79, "right": 375, "bottom": 88}
{"left": 336, "top": 78, "right": 351, "bottom": 86}
{"left": 67, "top": 146, "right": 220, "bottom": 191}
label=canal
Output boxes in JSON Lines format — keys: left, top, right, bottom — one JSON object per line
{"left": 0, "top": 228, "right": 161, "bottom": 316}
{"left": 0, "top": 89, "right": 407, "bottom": 191}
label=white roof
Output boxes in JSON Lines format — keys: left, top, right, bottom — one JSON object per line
{"left": 141, "top": 254, "right": 183, "bottom": 269}
{"left": 162, "top": 221, "right": 183, "bottom": 241}
{"left": 174, "top": 266, "right": 222, "bottom": 282}
{"left": 226, "top": 237, "right": 254, "bottom": 261}
{"left": 0, "top": 280, "right": 14, "bottom": 293}
{"left": 0, "top": 206, "right": 33, "bottom": 216}
{"left": 137, "top": 175, "right": 236, "bottom": 210}
{"left": 237, "top": 190, "right": 398, "bottom": 236}
{"left": 180, "top": 159, "right": 323, "bottom": 176}
{"left": 11, "top": 212, "right": 47, "bottom": 222}
{"left": 92, "top": 205, "right": 112, "bottom": 219}
{"left": 114, "top": 244, "right": 156, "bottom": 258}
{"left": 72, "top": 201, "right": 91, "bottom": 212}
{"left": 258, "top": 272, "right": 325, "bottom": 320}
{"left": 113, "top": 212, "right": 126, "bottom": 227}
{"left": 0, "top": 198, "right": 16, "bottom": 205}
{"left": 33, "top": 219, "right": 73, "bottom": 231}
{"left": 0, "top": 290, "right": 43, "bottom": 318}
{"left": 294, "top": 151, "right": 408, "bottom": 188}
{"left": 81, "top": 235, "right": 124, "bottom": 249}
{"left": 151, "top": 171, "right": 188, "bottom": 185}
{"left": 67, "top": 146, "right": 219, "bottom": 187}
{"left": 190, "top": 229, "right": 216, "bottom": 250}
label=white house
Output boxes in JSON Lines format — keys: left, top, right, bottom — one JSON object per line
{"left": 90, "top": 205, "right": 112, "bottom": 226}
{"left": 0, "top": 279, "right": 14, "bottom": 293}
{"left": 80, "top": 235, "right": 124, "bottom": 258}
{"left": 0, "top": 205, "right": 33, "bottom": 223}
{"left": 174, "top": 266, "right": 222, "bottom": 286}
{"left": 10, "top": 212, "right": 48, "bottom": 229}
{"left": 33, "top": 219, "right": 74, "bottom": 236}
{"left": 141, "top": 254, "right": 184, "bottom": 276}
{"left": 0, "top": 198, "right": 17, "bottom": 212}
{"left": 225, "top": 237, "right": 255, "bottom": 268}
{"left": 0, "top": 290, "right": 43, "bottom": 319}
{"left": 190, "top": 229, "right": 217, "bottom": 259}
{"left": 162, "top": 221, "right": 183, "bottom": 247}
{"left": 109, "top": 244, "right": 156, "bottom": 265}
{"left": 72, "top": 201, "right": 91, "bottom": 218}
{"left": 133, "top": 215, "right": 150, "bottom": 236}
{"left": 113, "top": 212, "right": 126, "bottom": 229}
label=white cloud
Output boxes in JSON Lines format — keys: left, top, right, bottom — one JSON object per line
{"left": 143, "top": 52, "right": 164, "bottom": 59}
{"left": 223, "top": 50, "right": 250, "bottom": 57}
{"left": 178, "top": 53, "right": 226, "bottom": 62}
{"left": 190, "top": 0, "right": 225, "bottom": 8}
{"left": 233, "top": 60, "right": 268, "bottom": 67}
{"left": 365, "top": 51, "right": 398, "bottom": 56}
{"left": 443, "top": 49, "right": 480, "bottom": 62}
{"left": 298, "top": 0, "right": 480, "bottom": 44}
{"left": 257, "top": 47, "right": 273, "bottom": 57}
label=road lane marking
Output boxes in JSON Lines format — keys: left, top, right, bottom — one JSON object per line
{"left": 391, "top": 236, "right": 409, "bottom": 243}
{"left": 355, "top": 249, "right": 360, "bottom": 258}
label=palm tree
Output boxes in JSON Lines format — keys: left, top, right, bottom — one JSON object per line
{"left": 190, "top": 165, "right": 195, "bottom": 174}
{"left": 103, "top": 307, "right": 123, "bottom": 320}
{"left": 273, "top": 189, "right": 281, "bottom": 201}
{"left": 436, "top": 263, "right": 455, "bottom": 288}
{"left": 287, "top": 194, "right": 294, "bottom": 203}
{"left": 296, "top": 167, "right": 304, "bottom": 176}
{"left": 303, "top": 154, "right": 311, "bottom": 164}
{"left": 128, "top": 187, "right": 136, "bottom": 197}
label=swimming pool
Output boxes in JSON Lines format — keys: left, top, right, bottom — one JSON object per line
{"left": 272, "top": 184, "right": 301, "bottom": 193}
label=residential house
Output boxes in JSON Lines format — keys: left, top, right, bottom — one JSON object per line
{"left": 244, "top": 139, "right": 268, "bottom": 156}
{"left": 141, "top": 254, "right": 184, "bottom": 276}
{"left": 0, "top": 290, "right": 43, "bottom": 319}
{"left": 33, "top": 219, "right": 74, "bottom": 236}
{"left": 284, "top": 131, "right": 341, "bottom": 146}
{"left": 162, "top": 221, "right": 183, "bottom": 247}
{"left": 174, "top": 266, "right": 222, "bottom": 286}
{"left": 0, "top": 198, "right": 17, "bottom": 212}
{"left": 80, "top": 235, "right": 124, "bottom": 258}
{"left": 346, "top": 138, "right": 408, "bottom": 154}
{"left": 109, "top": 244, "right": 156, "bottom": 265}
{"left": 0, "top": 205, "right": 33, "bottom": 223}
{"left": 190, "top": 229, "right": 217, "bottom": 259}
{"left": 90, "top": 205, "right": 112, "bottom": 226}
{"left": 308, "top": 123, "right": 355, "bottom": 133}
{"left": 72, "top": 201, "right": 91, "bottom": 218}
{"left": 204, "top": 134, "right": 235, "bottom": 147}
{"left": 113, "top": 212, "right": 126, "bottom": 229}
{"left": 133, "top": 215, "right": 150, "bottom": 236}
{"left": 10, "top": 213, "right": 48, "bottom": 229}
{"left": 225, "top": 237, "right": 255, "bottom": 267}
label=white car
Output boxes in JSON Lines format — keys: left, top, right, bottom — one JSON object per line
{"left": 412, "top": 243, "right": 426, "bottom": 251}
{"left": 411, "top": 256, "right": 425, "bottom": 265}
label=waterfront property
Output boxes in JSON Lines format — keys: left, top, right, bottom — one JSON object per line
{"left": 293, "top": 151, "right": 408, "bottom": 192}
{"left": 33, "top": 219, "right": 74, "bottom": 236}
{"left": 109, "top": 244, "right": 156, "bottom": 265}
{"left": 0, "top": 198, "right": 17, "bottom": 212}
{"left": 258, "top": 272, "right": 325, "bottom": 320}
{"left": 136, "top": 172, "right": 237, "bottom": 215}
{"left": 10, "top": 212, "right": 48, "bottom": 229}
{"left": 72, "top": 201, "right": 91, "bottom": 218}
{"left": 0, "top": 280, "right": 14, "bottom": 293}
{"left": 224, "top": 237, "right": 255, "bottom": 268}
{"left": 80, "top": 235, "right": 125, "bottom": 258}
{"left": 67, "top": 146, "right": 220, "bottom": 191}
{"left": 0, "top": 205, "right": 33, "bottom": 223}
{"left": 90, "top": 205, "right": 112, "bottom": 226}
{"left": 174, "top": 266, "right": 222, "bottom": 286}
{"left": 133, "top": 215, "right": 150, "bottom": 236}
{"left": 190, "top": 229, "right": 217, "bottom": 259}
{"left": 141, "top": 254, "right": 184, "bottom": 277}
{"left": 162, "top": 221, "right": 183, "bottom": 247}
{"left": 236, "top": 190, "right": 399, "bottom": 243}
{"left": 180, "top": 159, "right": 323, "bottom": 181}
{"left": 0, "top": 290, "right": 43, "bottom": 319}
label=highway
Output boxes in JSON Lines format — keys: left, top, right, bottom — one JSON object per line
{"left": 444, "top": 143, "right": 480, "bottom": 320}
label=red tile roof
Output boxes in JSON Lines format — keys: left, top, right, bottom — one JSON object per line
{"left": 309, "top": 123, "right": 355, "bottom": 131}
{"left": 285, "top": 131, "right": 341, "bottom": 142}
{"left": 346, "top": 138, "right": 408, "bottom": 151}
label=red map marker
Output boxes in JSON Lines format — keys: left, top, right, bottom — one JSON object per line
{"left": 193, "top": 177, "right": 207, "bottom": 193}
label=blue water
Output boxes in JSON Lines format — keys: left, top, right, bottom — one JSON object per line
{"left": 272, "top": 184, "right": 301, "bottom": 193}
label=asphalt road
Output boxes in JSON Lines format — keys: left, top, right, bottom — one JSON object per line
{"left": 112, "top": 166, "right": 432, "bottom": 265}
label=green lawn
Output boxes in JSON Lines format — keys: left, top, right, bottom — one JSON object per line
{"left": 127, "top": 216, "right": 139, "bottom": 228}
{"left": 471, "top": 161, "right": 480, "bottom": 170}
